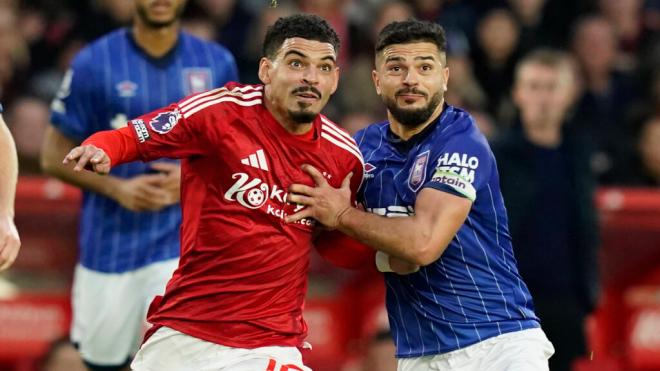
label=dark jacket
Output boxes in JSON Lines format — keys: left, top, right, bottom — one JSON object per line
{"left": 492, "top": 127, "right": 599, "bottom": 312}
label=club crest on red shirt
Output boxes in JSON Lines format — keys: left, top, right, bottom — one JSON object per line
{"left": 149, "top": 110, "right": 181, "bottom": 134}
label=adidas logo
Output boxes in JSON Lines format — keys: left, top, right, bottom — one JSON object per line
{"left": 241, "top": 149, "right": 269, "bottom": 171}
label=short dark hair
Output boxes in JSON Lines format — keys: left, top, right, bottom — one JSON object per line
{"left": 375, "top": 19, "right": 447, "bottom": 55}
{"left": 262, "top": 14, "right": 340, "bottom": 59}
{"left": 515, "top": 48, "right": 573, "bottom": 82}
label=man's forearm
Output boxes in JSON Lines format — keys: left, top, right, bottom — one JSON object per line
{"left": 337, "top": 207, "right": 439, "bottom": 265}
{"left": 0, "top": 117, "right": 17, "bottom": 216}
{"left": 41, "top": 125, "right": 121, "bottom": 198}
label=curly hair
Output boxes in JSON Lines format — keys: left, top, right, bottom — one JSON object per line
{"left": 375, "top": 19, "right": 446, "bottom": 55}
{"left": 262, "top": 14, "right": 340, "bottom": 59}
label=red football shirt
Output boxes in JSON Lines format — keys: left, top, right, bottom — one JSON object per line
{"left": 119, "top": 82, "right": 364, "bottom": 348}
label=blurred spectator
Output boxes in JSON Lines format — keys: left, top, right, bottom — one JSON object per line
{"left": 0, "top": 2, "right": 30, "bottom": 102}
{"left": 297, "top": 0, "right": 351, "bottom": 67}
{"left": 28, "top": 37, "right": 83, "bottom": 102}
{"left": 78, "top": 0, "right": 134, "bottom": 40}
{"left": 5, "top": 96, "right": 49, "bottom": 175}
{"left": 508, "top": 0, "right": 552, "bottom": 53}
{"left": 445, "top": 53, "right": 488, "bottom": 112}
{"left": 626, "top": 115, "right": 660, "bottom": 186}
{"left": 40, "top": 337, "right": 86, "bottom": 371}
{"left": 444, "top": 47, "right": 496, "bottom": 138}
{"left": 195, "top": 0, "right": 256, "bottom": 79}
{"left": 571, "top": 15, "right": 641, "bottom": 183}
{"left": 493, "top": 49, "right": 598, "bottom": 371}
{"left": 472, "top": 8, "right": 521, "bottom": 121}
{"left": 335, "top": 0, "right": 413, "bottom": 121}
{"left": 598, "top": 0, "right": 645, "bottom": 70}
{"left": 242, "top": 3, "right": 298, "bottom": 83}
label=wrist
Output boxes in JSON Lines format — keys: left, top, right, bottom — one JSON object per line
{"left": 335, "top": 205, "right": 355, "bottom": 229}
{"left": 99, "top": 176, "right": 121, "bottom": 199}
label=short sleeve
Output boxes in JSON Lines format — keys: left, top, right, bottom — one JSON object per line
{"left": 424, "top": 130, "right": 494, "bottom": 202}
{"left": 50, "top": 51, "right": 96, "bottom": 141}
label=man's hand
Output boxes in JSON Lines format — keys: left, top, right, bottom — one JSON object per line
{"left": 114, "top": 174, "right": 175, "bottom": 212}
{"left": 63, "top": 145, "right": 111, "bottom": 174}
{"left": 0, "top": 215, "right": 20, "bottom": 271}
{"left": 286, "top": 164, "right": 352, "bottom": 229}
{"left": 150, "top": 162, "right": 181, "bottom": 204}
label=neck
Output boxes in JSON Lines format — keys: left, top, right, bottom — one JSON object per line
{"left": 522, "top": 120, "right": 562, "bottom": 148}
{"left": 263, "top": 90, "right": 314, "bottom": 135}
{"left": 389, "top": 100, "right": 444, "bottom": 141}
{"left": 132, "top": 19, "right": 180, "bottom": 58}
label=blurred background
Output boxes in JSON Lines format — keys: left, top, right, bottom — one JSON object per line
{"left": 0, "top": 0, "right": 659, "bottom": 370}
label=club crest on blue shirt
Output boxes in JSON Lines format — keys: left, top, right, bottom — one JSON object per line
{"left": 115, "top": 80, "right": 138, "bottom": 98}
{"left": 183, "top": 68, "right": 212, "bottom": 95}
{"left": 149, "top": 109, "right": 181, "bottom": 134}
{"left": 408, "top": 150, "right": 430, "bottom": 192}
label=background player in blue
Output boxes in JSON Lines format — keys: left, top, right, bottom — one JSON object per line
{"left": 0, "top": 103, "right": 21, "bottom": 272}
{"left": 287, "top": 20, "right": 554, "bottom": 370}
{"left": 40, "top": 0, "right": 237, "bottom": 370}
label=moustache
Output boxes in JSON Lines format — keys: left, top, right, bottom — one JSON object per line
{"left": 395, "top": 88, "right": 427, "bottom": 97}
{"left": 291, "top": 86, "right": 322, "bottom": 99}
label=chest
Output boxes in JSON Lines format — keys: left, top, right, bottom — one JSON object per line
{"left": 203, "top": 115, "right": 348, "bottom": 226}
{"left": 361, "top": 143, "right": 434, "bottom": 210}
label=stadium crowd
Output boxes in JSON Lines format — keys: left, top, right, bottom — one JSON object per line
{"left": 0, "top": 0, "right": 658, "bottom": 185}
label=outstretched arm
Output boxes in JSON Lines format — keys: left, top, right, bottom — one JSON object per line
{"left": 0, "top": 113, "right": 20, "bottom": 271}
{"left": 43, "top": 125, "right": 174, "bottom": 212}
{"left": 287, "top": 165, "right": 471, "bottom": 266}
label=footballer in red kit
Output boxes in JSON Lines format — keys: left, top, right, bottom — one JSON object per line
{"left": 63, "top": 14, "right": 369, "bottom": 371}
{"left": 128, "top": 81, "right": 363, "bottom": 347}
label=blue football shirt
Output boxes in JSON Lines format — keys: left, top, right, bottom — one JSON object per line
{"left": 355, "top": 104, "right": 539, "bottom": 357}
{"left": 50, "top": 28, "right": 238, "bottom": 273}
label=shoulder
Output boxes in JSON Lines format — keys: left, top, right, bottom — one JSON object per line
{"left": 437, "top": 106, "right": 490, "bottom": 153}
{"left": 178, "top": 82, "right": 263, "bottom": 119}
{"left": 354, "top": 121, "right": 388, "bottom": 148}
{"left": 319, "top": 115, "right": 364, "bottom": 165}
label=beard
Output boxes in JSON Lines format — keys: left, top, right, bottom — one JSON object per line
{"left": 288, "top": 107, "right": 318, "bottom": 124}
{"left": 288, "top": 85, "right": 323, "bottom": 124}
{"left": 383, "top": 90, "right": 443, "bottom": 128}
{"left": 136, "top": 2, "right": 185, "bottom": 28}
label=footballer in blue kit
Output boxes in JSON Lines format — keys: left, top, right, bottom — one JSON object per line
{"left": 287, "top": 20, "right": 554, "bottom": 370}
{"left": 40, "top": 0, "right": 237, "bottom": 369}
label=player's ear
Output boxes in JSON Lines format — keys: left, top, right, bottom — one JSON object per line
{"left": 372, "top": 69, "right": 381, "bottom": 96}
{"left": 258, "top": 57, "right": 273, "bottom": 84}
{"left": 442, "top": 66, "right": 449, "bottom": 91}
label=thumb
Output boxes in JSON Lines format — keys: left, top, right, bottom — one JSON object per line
{"left": 341, "top": 172, "right": 353, "bottom": 190}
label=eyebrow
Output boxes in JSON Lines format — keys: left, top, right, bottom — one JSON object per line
{"left": 385, "top": 55, "right": 437, "bottom": 63}
{"left": 284, "top": 50, "right": 337, "bottom": 64}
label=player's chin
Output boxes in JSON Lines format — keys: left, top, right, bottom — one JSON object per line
{"left": 145, "top": 15, "right": 177, "bottom": 27}
{"left": 289, "top": 108, "right": 319, "bottom": 124}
